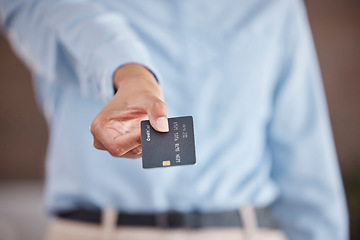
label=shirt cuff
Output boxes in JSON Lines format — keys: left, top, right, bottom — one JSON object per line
{"left": 84, "top": 36, "right": 159, "bottom": 103}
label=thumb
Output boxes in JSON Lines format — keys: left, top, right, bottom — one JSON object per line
{"left": 146, "top": 97, "right": 169, "bottom": 132}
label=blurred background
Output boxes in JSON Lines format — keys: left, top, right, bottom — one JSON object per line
{"left": 0, "top": 0, "right": 359, "bottom": 239}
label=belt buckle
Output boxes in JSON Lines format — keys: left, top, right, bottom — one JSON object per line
{"left": 155, "top": 211, "right": 185, "bottom": 229}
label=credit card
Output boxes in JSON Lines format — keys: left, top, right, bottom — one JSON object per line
{"left": 141, "top": 116, "right": 196, "bottom": 169}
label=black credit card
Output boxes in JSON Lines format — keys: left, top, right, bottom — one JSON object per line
{"left": 141, "top": 116, "right": 196, "bottom": 169}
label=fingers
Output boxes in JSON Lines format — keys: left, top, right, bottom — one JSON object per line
{"left": 90, "top": 96, "right": 169, "bottom": 159}
{"left": 94, "top": 134, "right": 142, "bottom": 158}
{"left": 145, "top": 98, "right": 169, "bottom": 132}
{"left": 91, "top": 119, "right": 142, "bottom": 158}
{"left": 121, "top": 145, "right": 142, "bottom": 159}
{"left": 93, "top": 138, "right": 106, "bottom": 150}
{"left": 107, "top": 132, "right": 141, "bottom": 157}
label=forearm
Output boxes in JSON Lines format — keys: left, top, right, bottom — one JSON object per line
{"left": 0, "top": 0, "right": 155, "bottom": 102}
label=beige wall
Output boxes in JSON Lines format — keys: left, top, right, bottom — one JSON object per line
{"left": 0, "top": 36, "right": 47, "bottom": 179}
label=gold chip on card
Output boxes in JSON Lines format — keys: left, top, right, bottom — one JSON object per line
{"left": 162, "top": 161, "right": 171, "bottom": 166}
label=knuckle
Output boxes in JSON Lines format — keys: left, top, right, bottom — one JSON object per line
{"left": 110, "top": 152, "right": 117, "bottom": 157}
{"left": 90, "top": 117, "right": 102, "bottom": 135}
{"left": 152, "top": 98, "right": 165, "bottom": 107}
{"left": 128, "top": 153, "right": 142, "bottom": 159}
{"left": 130, "top": 154, "right": 141, "bottom": 159}
{"left": 93, "top": 142, "right": 101, "bottom": 149}
{"left": 93, "top": 137, "right": 104, "bottom": 150}
{"left": 131, "top": 146, "right": 142, "bottom": 155}
{"left": 151, "top": 98, "right": 166, "bottom": 112}
{"left": 110, "top": 147, "right": 125, "bottom": 157}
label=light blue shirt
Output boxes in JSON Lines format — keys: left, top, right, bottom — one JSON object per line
{"left": 0, "top": 0, "right": 348, "bottom": 239}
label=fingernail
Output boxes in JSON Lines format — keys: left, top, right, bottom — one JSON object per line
{"left": 156, "top": 117, "right": 169, "bottom": 132}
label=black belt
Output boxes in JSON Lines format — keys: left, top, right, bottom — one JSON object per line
{"left": 57, "top": 209, "right": 244, "bottom": 229}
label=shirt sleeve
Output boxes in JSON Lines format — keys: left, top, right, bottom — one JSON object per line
{"left": 0, "top": 0, "right": 157, "bottom": 102}
{"left": 267, "top": 1, "right": 348, "bottom": 239}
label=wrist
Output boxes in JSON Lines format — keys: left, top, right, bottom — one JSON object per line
{"left": 113, "top": 63, "right": 157, "bottom": 91}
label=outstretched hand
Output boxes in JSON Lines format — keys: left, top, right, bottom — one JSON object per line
{"left": 90, "top": 63, "right": 169, "bottom": 158}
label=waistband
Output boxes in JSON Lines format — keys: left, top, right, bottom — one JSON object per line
{"left": 56, "top": 209, "right": 246, "bottom": 229}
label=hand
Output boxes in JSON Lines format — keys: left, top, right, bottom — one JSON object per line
{"left": 90, "top": 63, "right": 169, "bottom": 158}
